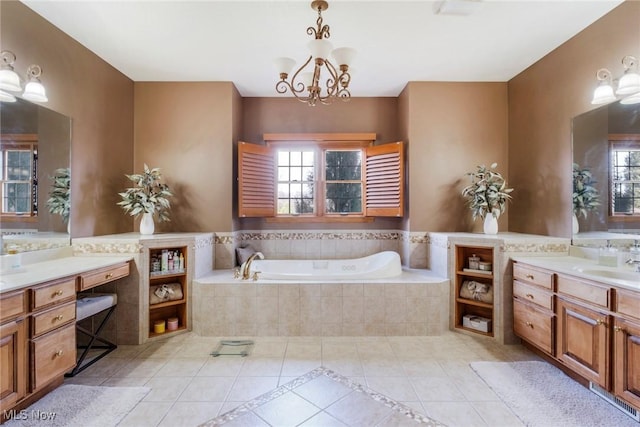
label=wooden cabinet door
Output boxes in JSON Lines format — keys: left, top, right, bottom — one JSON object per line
{"left": 0, "top": 319, "right": 26, "bottom": 412}
{"left": 556, "top": 298, "right": 610, "bottom": 389}
{"left": 613, "top": 317, "right": 640, "bottom": 409}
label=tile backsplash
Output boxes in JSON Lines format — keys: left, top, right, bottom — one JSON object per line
{"left": 214, "top": 230, "right": 431, "bottom": 269}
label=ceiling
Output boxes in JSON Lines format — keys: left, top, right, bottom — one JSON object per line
{"left": 21, "top": 0, "right": 624, "bottom": 97}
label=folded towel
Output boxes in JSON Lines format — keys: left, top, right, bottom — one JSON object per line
{"left": 460, "top": 280, "right": 493, "bottom": 304}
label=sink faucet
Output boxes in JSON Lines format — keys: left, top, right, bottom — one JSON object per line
{"left": 241, "top": 252, "right": 264, "bottom": 280}
{"left": 625, "top": 258, "right": 640, "bottom": 273}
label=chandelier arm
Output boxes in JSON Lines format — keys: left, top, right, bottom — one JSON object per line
{"left": 322, "top": 60, "right": 340, "bottom": 97}
{"left": 290, "top": 55, "right": 315, "bottom": 94}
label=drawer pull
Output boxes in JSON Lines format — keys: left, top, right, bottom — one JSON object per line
{"left": 54, "top": 350, "right": 64, "bottom": 357}
{"left": 526, "top": 294, "right": 535, "bottom": 299}
{"left": 105, "top": 273, "right": 113, "bottom": 279}
{"left": 526, "top": 274, "right": 534, "bottom": 280}
{"left": 614, "top": 326, "right": 624, "bottom": 333}
{"left": 596, "top": 319, "right": 605, "bottom": 326}
{"left": 55, "top": 314, "right": 64, "bottom": 321}
{"left": 53, "top": 290, "right": 64, "bottom": 297}
{"left": 525, "top": 321, "right": 534, "bottom": 329}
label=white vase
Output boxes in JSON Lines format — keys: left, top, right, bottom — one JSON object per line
{"left": 572, "top": 213, "right": 579, "bottom": 235}
{"left": 483, "top": 212, "right": 499, "bottom": 235}
{"left": 140, "top": 212, "right": 155, "bottom": 235}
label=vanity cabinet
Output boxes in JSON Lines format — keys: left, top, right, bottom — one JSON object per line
{"left": 0, "top": 317, "right": 27, "bottom": 413}
{"left": 513, "top": 263, "right": 555, "bottom": 355}
{"left": 556, "top": 297, "right": 611, "bottom": 388}
{"left": 613, "top": 289, "right": 640, "bottom": 409}
{"left": 0, "top": 260, "right": 131, "bottom": 423}
{"left": 513, "top": 260, "right": 640, "bottom": 414}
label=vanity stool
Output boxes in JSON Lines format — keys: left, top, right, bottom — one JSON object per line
{"left": 66, "top": 293, "right": 117, "bottom": 377}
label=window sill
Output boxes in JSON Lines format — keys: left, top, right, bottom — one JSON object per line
{"left": 1, "top": 215, "right": 37, "bottom": 222}
{"left": 609, "top": 215, "right": 640, "bottom": 223}
{"left": 266, "top": 216, "right": 375, "bottom": 224}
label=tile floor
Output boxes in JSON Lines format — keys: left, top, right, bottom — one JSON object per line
{"left": 65, "top": 331, "right": 539, "bottom": 427}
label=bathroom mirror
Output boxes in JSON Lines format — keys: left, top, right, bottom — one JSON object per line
{"left": 0, "top": 97, "right": 72, "bottom": 253}
{"left": 572, "top": 100, "right": 640, "bottom": 247}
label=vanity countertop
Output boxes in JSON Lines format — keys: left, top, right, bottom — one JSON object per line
{"left": 0, "top": 255, "right": 133, "bottom": 293}
{"left": 512, "top": 255, "right": 640, "bottom": 292}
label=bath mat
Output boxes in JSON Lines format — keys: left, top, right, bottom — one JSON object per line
{"left": 3, "top": 384, "right": 150, "bottom": 427}
{"left": 199, "top": 366, "right": 445, "bottom": 426}
{"left": 470, "top": 361, "right": 638, "bottom": 427}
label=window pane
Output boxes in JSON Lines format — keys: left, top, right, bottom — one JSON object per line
{"left": 290, "top": 152, "right": 302, "bottom": 166}
{"left": 278, "top": 151, "right": 290, "bottom": 166}
{"left": 278, "top": 167, "right": 290, "bottom": 181}
{"left": 3, "top": 182, "right": 30, "bottom": 213}
{"left": 277, "top": 183, "right": 289, "bottom": 198}
{"left": 290, "top": 167, "right": 302, "bottom": 182}
{"left": 611, "top": 147, "right": 640, "bottom": 215}
{"left": 325, "top": 150, "right": 361, "bottom": 180}
{"left": 276, "top": 149, "right": 315, "bottom": 216}
{"left": 325, "top": 183, "right": 362, "bottom": 213}
{"left": 302, "top": 151, "right": 314, "bottom": 166}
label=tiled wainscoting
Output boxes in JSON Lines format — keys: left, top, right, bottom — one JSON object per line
{"left": 193, "top": 272, "right": 449, "bottom": 337}
{"left": 214, "top": 230, "right": 431, "bottom": 269}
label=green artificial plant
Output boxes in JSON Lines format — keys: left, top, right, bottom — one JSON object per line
{"left": 46, "top": 167, "right": 71, "bottom": 224}
{"left": 462, "top": 163, "right": 513, "bottom": 220}
{"left": 573, "top": 163, "right": 600, "bottom": 219}
{"left": 117, "top": 164, "right": 172, "bottom": 221}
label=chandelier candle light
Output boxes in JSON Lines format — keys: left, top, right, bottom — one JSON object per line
{"left": 274, "top": 0, "right": 355, "bottom": 106}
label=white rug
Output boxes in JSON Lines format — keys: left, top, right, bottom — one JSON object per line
{"left": 4, "top": 384, "right": 150, "bottom": 427}
{"left": 471, "top": 361, "right": 638, "bottom": 427}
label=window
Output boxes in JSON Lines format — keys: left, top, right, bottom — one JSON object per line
{"left": 238, "top": 134, "right": 404, "bottom": 221}
{"left": 610, "top": 136, "right": 640, "bottom": 216}
{"left": 1, "top": 135, "right": 38, "bottom": 218}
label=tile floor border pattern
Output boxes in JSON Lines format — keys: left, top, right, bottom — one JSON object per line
{"left": 200, "top": 366, "right": 445, "bottom": 426}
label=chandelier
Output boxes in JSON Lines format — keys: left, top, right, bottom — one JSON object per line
{"left": 274, "top": 1, "right": 355, "bottom": 106}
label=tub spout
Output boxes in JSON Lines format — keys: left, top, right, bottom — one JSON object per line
{"left": 241, "top": 252, "right": 264, "bottom": 280}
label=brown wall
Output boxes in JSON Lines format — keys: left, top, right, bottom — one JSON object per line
{"left": 134, "top": 82, "right": 238, "bottom": 233}
{"left": 401, "top": 82, "right": 509, "bottom": 232}
{"left": 1, "top": 1, "right": 134, "bottom": 238}
{"left": 508, "top": 0, "right": 640, "bottom": 238}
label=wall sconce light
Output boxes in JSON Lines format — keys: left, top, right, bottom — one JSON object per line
{"left": 591, "top": 55, "right": 640, "bottom": 105}
{"left": 0, "top": 50, "right": 48, "bottom": 103}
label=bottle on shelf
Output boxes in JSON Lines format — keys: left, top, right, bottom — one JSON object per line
{"left": 179, "top": 252, "right": 184, "bottom": 270}
{"left": 161, "top": 249, "right": 169, "bottom": 271}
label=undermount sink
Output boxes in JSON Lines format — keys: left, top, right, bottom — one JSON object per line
{"left": 577, "top": 268, "right": 640, "bottom": 282}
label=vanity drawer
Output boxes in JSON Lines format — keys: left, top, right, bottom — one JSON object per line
{"left": 514, "top": 280, "right": 553, "bottom": 310}
{"left": 78, "top": 262, "right": 130, "bottom": 291}
{"left": 31, "top": 278, "right": 76, "bottom": 311}
{"left": 30, "top": 323, "right": 76, "bottom": 391}
{"left": 616, "top": 289, "right": 640, "bottom": 321}
{"left": 513, "top": 263, "right": 554, "bottom": 290}
{"left": 556, "top": 275, "right": 611, "bottom": 309}
{"left": 0, "top": 290, "right": 27, "bottom": 323}
{"left": 30, "top": 301, "right": 75, "bottom": 338}
{"left": 514, "top": 299, "right": 554, "bottom": 355}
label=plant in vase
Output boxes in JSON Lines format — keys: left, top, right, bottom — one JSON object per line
{"left": 117, "top": 164, "right": 172, "bottom": 235}
{"left": 572, "top": 163, "right": 600, "bottom": 234}
{"left": 46, "top": 167, "right": 71, "bottom": 230}
{"left": 461, "top": 163, "right": 513, "bottom": 234}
